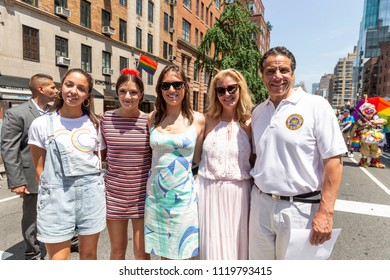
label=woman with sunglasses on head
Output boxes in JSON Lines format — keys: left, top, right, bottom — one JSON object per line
{"left": 100, "top": 69, "right": 151, "bottom": 260}
{"left": 144, "top": 64, "right": 205, "bottom": 260}
{"left": 28, "top": 68, "right": 106, "bottom": 260}
{"left": 196, "top": 69, "right": 253, "bottom": 260}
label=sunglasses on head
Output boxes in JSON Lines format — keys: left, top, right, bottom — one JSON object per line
{"left": 215, "top": 84, "right": 239, "bottom": 97}
{"left": 160, "top": 81, "right": 184, "bottom": 91}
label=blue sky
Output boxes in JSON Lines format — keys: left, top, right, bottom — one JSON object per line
{"left": 263, "top": 0, "right": 364, "bottom": 93}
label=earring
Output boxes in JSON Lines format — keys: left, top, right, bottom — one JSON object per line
{"left": 83, "top": 99, "right": 90, "bottom": 107}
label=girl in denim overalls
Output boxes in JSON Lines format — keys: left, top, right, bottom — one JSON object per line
{"left": 29, "top": 69, "right": 106, "bottom": 260}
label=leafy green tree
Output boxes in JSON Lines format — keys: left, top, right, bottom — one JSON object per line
{"left": 196, "top": 1, "right": 268, "bottom": 104}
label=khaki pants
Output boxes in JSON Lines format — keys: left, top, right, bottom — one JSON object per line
{"left": 360, "top": 142, "right": 382, "bottom": 158}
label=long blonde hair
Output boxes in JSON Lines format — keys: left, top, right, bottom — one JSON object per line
{"left": 206, "top": 68, "right": 253, "bottom": 126}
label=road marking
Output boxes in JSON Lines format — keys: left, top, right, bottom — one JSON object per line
{"left": 382, "top": 153, "right": 390, "bottom": 159}
{"left": 335, "top": 199, "right": 390, "bottom": 218}
{"left": 0, "top": 250, "right": 13, "bottom": 260}
{"left": 349, "top": 157, "right": 390, "bottom": 196}
{"left": 0, "top": 196, "right": 19, "bottom": 203}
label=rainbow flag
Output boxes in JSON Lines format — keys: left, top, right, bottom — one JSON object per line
{"left": 139, "top": 54, "right": 158, "bottom": 75}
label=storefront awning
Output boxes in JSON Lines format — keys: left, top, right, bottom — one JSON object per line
{"left": 0, "top": 75, "right": 32, "bottom": 100}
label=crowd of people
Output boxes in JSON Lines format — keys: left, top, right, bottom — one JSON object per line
{"left": 5, "top": 45, "right": 382, "bottom": 260}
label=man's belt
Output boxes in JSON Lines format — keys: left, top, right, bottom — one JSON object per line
{"left": 258, "top": 187, "right": 321, "bottom": 204}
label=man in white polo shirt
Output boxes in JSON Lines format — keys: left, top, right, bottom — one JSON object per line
{"left": 249, "top": 46, "right": 347, "bottom": 259}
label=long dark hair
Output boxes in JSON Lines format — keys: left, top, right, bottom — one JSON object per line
{"left": 154, "top": 65, "right": 194, "bottom": 126}
{"left": 53, "top": 68, "right": 100, "bottom": 130}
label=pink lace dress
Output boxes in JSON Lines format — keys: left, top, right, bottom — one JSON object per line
{"left": 196, "top": 121, "right": 252, "bottom": 260}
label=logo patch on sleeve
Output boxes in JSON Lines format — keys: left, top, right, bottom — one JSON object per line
{"left": 286, "top": 114, "right": 304, "bottom": 130}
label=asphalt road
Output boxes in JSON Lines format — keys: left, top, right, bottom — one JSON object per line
{"left": 0, "top": 151, "right": 389, "bottom": 260}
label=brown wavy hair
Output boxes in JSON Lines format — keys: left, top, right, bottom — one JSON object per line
{"left": 154, "top": 64, "right": 194, "bottom": 126}
{"left": 53, "top": 68, "right": 100, "bottom": 130}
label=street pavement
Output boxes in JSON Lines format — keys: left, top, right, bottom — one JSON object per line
{"left": 0, "top": 151, "right": 389, "bottom": 260}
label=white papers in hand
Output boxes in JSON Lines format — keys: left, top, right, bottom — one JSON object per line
{"left": 284, "top": 228, "right": 341, "bottom": 260}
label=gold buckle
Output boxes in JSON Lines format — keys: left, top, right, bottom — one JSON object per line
{"left": 272, "top": 194, "right": 281, "bottom": 200}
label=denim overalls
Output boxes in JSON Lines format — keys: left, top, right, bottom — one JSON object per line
{"left": 36, "top": 113, "right": 106, "bottom": 243}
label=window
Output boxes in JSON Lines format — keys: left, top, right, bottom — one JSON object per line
{"left": 206, "top": 7, "right": 209, "bottom": 25}
{"left": 147, "top": 74, "right": 153, "bottom": 85}
{"left": 81, "top": 44, "right": 92, "bottom": 72}
{"left": 120, "top": 56, "right": 128, "bottom": 70}
{"left": 196, "top": 0, "right": 199, "bottom": 16}
{"left": 148, "top": 1, "right": 154, "bottom": 23}
{"left": 136, "top": 28, "right": 142, "bottom": 49}
{"left": 163, "top": 42, "right": 168, "bottom": 59}
{"left": 210, "top": 12, "right": 213, "bottom": 26}
{"left": 183, "top": 0, "right": 191, "bottom": 9}
{"left": 55, "top": 0, "right": 67, "bottom": 7}
{"left": 194, "top": 63, "right": 199, "bottom": 82}
{"left": 80, "top": 1, "right": 91, "bottom": 28}
{"left": 193, "top": 91, "right": 198, "bottom": 111}
{"left": 119, "top": 0, "right": 127, "bottom": 5}
{"left": 169, "top": 16, "right": 174, "bottom": 31}
{"left": 195, "top": 28, "right": 198, "bottom": 47}
{"left": 102, "top": 10, "right": 111, "bottom": 27}
{"left": 136, "top": 0, "right": 142, "bottom": 16}
{"left": 215, "top": 0, "right": 220, "bottom": 10}
{"left": 201, "top": 2, "right": 204, "bottom": 21}
{"left": 182, "top": 19, "right": 191, "bottom": 42}
{"left": 55, "top": 36, "right": 68, "bottom": 58}
{"left": 22, "top": 0, "right": 37, "bottom": 6}
{"left": 203, "top": 69, "right": 209, "bottom": 85}
{"left": 203, "top": 93, "right": 208, "bottom": 112}
{"left": 23, "top": 25, "right": 39, "bottom": 62}
{"left": 164, "top": 13, "right": 169, "bottom": 31}
{"left": 119, "top": 19, "right": 127, "bottom": 42}
{"left": 169, "top": 44, "right": 173, "bottom": 56}
{"left": 102, "top": 51, "right": 111, "bottom": 69}
{"left": 147, "top": 34, "right": 153, "bottom": 54}
{"left": 248, "top": 3, "right": 256, "bottom": 13}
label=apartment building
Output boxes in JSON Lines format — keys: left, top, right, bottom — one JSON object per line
{"left": 332, "top": 47, "right": 357, "bottom": 107}
{"left": 376, "top": 41, "right": 390, "bottom": 98}
{"left": 0, "top": 0, "right": 270, "bottom": 120}
{"left": 0, "top": 0, "right": 163, "bottom": 115}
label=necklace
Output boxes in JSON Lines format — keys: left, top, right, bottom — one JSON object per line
{"left": 165, "top": 124, "right": 174, "bottom": 131}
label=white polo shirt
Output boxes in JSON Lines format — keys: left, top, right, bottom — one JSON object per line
{"left": 250, "top": 87, "right": 346, "bottom": 196}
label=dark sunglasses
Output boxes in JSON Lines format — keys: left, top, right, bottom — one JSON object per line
{"left": 160, "top": 81, "right": 184, "bottom": 90}
{"left": 215, "top": 84, "right": 239, "bottom": 97}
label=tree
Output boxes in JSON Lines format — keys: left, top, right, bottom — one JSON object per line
{"left": 195, "top": 1, "right": 268, "bottom": 104}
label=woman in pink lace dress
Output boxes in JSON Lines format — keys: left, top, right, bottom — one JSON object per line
{"left": 196, "top": 69, "right": 253, "bottom": 259}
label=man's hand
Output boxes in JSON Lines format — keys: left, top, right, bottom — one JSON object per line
{"left": 11, "top": 185, "right": 30, "bottom": 198}
{"left": 310, "top": 210, "right": 333, "bottom": 246}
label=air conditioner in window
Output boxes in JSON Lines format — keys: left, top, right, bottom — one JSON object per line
{"left": 55, "top": 6, "right": 71, "bottom": 18}
{"left": 102, "top": 68, "right": 114, "bottom": 75}
{"left": 56, "top": 56, "right": 71, "bottom": 67}
{"left": 169, "top": 0, "right": 177, "bottom": 6}
{"left": 102, "top": 26, "right": 115, "bottom": 36}
{"left": 169, "top": 28, "right": 175, "bottom": 34}
{"left": 168, "top": 55, "right": 176, "bottom": 61}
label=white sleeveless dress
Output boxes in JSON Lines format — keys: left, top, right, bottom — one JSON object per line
{"left": 196, "top": 121, "right": 252, "bottom": 260}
